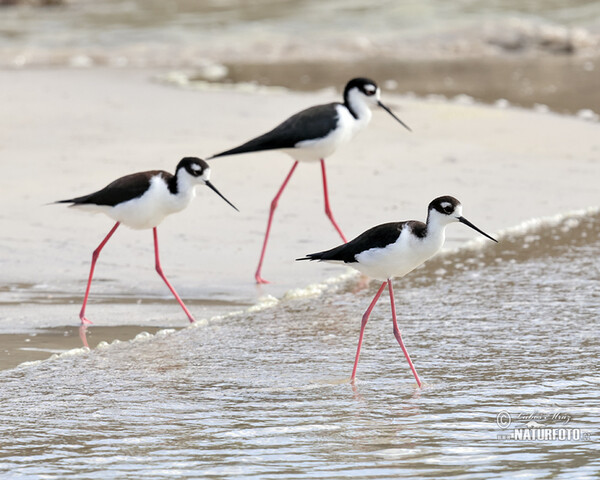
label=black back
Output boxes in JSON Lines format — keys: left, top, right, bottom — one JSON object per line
{"left": 57, "top": 170, "right": 173, "bottom": 207}
{"left": 211, "top": 103, "right": 341, "bottom": 158}
{"left": 299, "top": 221, "right": 426, "bottom": 263}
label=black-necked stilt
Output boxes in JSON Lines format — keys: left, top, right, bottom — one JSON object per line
{"left": 210, "top": 77, "right": 410, "bottom": 284}
{"left": 57, "top": 157, "right": 238, "bottom": 326}
{"left": 297, "top": 196, "right": 497, "bottom": 387}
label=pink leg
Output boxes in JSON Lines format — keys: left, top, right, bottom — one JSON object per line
{"left": 153, "top": 228, "right": 195, "bottom": 323}
{"left": 388, "top": 280, "right": 422, "bottom": 387}
{"left": 79, "top": 221, "right": 120, "bottom": 325}
{"left": 351, "top": 281, "right": 388, "bottom": 381}
{"left": 255, "top": 161, "right": 299, "bottom": 284}
{"left": 321, "top": 159, "right": 347, "bottom": 243}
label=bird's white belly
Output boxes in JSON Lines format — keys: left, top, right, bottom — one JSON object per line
{"left": 109, "top": 197, "right": 172, "bottom": 229}
{"left": 353, "top": 233, "right": 443, "bottom": 281}
{"left": 288, "top": 105, "right": 368, "bottom": 163}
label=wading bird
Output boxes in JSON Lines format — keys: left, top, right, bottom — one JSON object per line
{"left": 297, "top": 196, "right": 497, "bottom": 386}
{"left": 57, "top": 157, "right": 237, "bottom": 325}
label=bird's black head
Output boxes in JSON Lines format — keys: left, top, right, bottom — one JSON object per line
{"left": 344, "top": 77, "right": 379, "bottom": 100}
{"left": 429, "top": 195, "right": 461, "bottom": 216}
{"left": 177, "top": 157, "right": 210, "bottom": 178}
{"left": 344, "top": 77, "right": 412, "bottom": 131}
{"left": 176, "top": 157, "right": 239, "bottom": 212}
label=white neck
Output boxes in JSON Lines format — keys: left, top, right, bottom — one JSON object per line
{"left": 425, "top": 211, "right": 455, "bottom": 248}
{"left": 175, "top": 170, "right": 199, "bottom": 201}
{"left": 345, "top": 88, "right": 373, "bottom": 124}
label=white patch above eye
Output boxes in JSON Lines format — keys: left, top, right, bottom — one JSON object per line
{"left": 364, "top": 85, "right": 376, "bottom": 94}
{"left": 441, "top": 202, "right": 452, "bottom": 210}
{"left": 190, "top": 163, "right": 202, "bottom": 172}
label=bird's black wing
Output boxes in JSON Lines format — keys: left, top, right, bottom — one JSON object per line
{"left": 298, "top": 222, "right": 417, "bottom": 263}
{"left": 211, "top": 103, "right": 341, "bottom": 158}
{"left": 56, "top": 170, "right": 169, "bottom": 207}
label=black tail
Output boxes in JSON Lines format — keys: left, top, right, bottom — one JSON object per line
{"left": 209, "top": 121, "right": 301, "bottom": 159}
{"left": 209, "top": 144, "right": 258, "bottom": 159}
{"left": 296, "top": 238, "right": 363, "bottom": 264}
{"left": 210, "top": 138, "right": 283, "bottom": 159}
{"left": 46, "top": 199, "right": 75, "bottom": 206}
{"left": 295, "top": 253, "right": 322, "bottom": 262}
{"left": 54, "top": 194, "right": 93, "bottom": 205}
{"left": 295, "top": 245, "right": 350, "bottom": 262}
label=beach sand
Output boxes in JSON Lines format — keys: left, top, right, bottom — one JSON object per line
{"left": 0, "top": 67, "right": 598, "bottom": 368}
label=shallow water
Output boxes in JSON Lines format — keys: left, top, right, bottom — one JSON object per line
{"left": 1, "top": 208, "right": 598, "bottom": 478}
{"left": 2, "top": 0, "right": 600, "bottom": 66}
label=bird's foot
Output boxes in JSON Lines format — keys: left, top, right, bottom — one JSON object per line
{"left": 255, "top": 273, "right": 270, "bottom": 284}
{"left": 79, "top": 315, "right": 93, "bottom": 325}
{"left": 78, "top": 324, "right": 90, "bottom": 349}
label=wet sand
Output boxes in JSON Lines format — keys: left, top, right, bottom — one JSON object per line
{"left": 0, "top": 67, "right": 598, "bottom": 369}
{"left": 210, "top": 55, "right": 600, "bottom": 115}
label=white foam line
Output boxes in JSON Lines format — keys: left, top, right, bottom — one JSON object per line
{"left": 13, "top": 327, "right": 181, "bottom": 369}
{"left": 14, "top": 346, "right": 92, "bottom": 370}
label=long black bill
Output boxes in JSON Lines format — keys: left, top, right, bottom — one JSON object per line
{"left": 377, "top": 100, "right": 412, "bottom": 132}
{"left": 459, "top": 217, "right": 498, "bottom": 243}
{"left": 205, "top": 180, "right": 239, "bottom": 212}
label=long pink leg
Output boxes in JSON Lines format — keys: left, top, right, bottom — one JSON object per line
{"left": 351, "top": 281, "right": 388, "bottom": 381}
{"left": 79, "top": 221, "right": 120, "bottom": 325}
{"left": 388, "top": 280, "right": 422, "bottom": 387}
{"left": 320, "top": 159, "right": 347, "bottom": 243}
{"left": 255, "top": 161, "right": 299, "bottom": 284}
{"left": 153, "top": 227, "right": 195, "bottom": 323}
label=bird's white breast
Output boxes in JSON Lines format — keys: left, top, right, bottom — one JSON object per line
{"left": 288, "top": 104, "right": 371, "bottom": 162}
{"left": 353, "top": 227, "right": 445, "bottom": 281}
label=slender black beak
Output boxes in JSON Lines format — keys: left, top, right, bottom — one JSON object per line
{"left": 459, "top": 217, "right": 497, "bottom": 243}
{"left": 205, "top": 180, "right": 239, "bottom": 212}
{"left": 378, "top": 100, "right": 412, "bottom": 132}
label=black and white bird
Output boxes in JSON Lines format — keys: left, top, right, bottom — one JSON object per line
{"left": 210, "top": 77, "right": 411, "bottom": 284}
{"left": 297, "top": 196, "right": 498, "bottom": 387}
{"left": 57, "top": 157, "right": 238, "bottom": 326}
